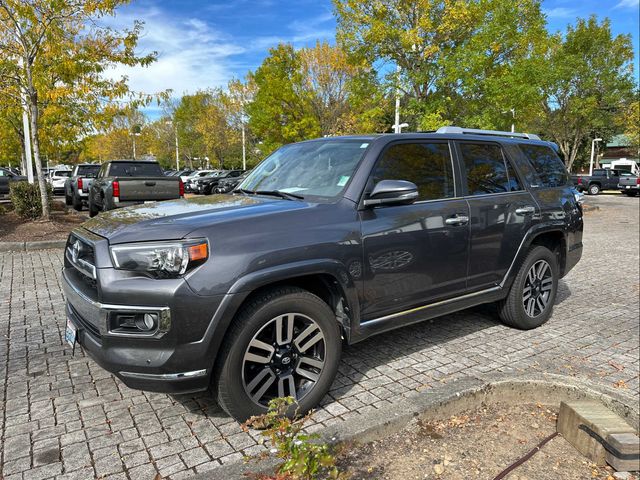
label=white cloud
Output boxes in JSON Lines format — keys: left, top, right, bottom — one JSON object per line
{"left": 544, "top": 7, "right": 577, "bottom": 18}
{"left": 102, "top": 6, "right": 245, "bottom": 97}
{"left": 615, "top": 0, "right": 639, "bottom": 8}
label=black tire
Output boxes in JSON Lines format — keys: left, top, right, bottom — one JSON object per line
{"left": 625, "top": 191, "right": 638, "bottom": 197}
{"left": 65, "top": 191, "right": 72, "bottom": 206}
{"left": 588, "top": 183, "right": 600, "bottom": 195}
{"left": 88, "top": 197, "right": 99, "bottom": 217}
{"left": 498, "top": 246, "right": 559, "bottom": 330}
{"left": 215, "top": 287, "right": 341, "bottom": 422}
{"left": 72, "top": 193, "right": 83, "bottom": 211}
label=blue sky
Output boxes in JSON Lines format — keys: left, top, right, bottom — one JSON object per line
{"left": 107, "top": 0, "right": 639, "bottom": 117}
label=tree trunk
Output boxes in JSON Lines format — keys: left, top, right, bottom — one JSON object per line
{"left": 24, "top": 62, "right": 50, "bottom": 220}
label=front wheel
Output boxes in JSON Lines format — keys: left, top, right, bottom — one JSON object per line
{"left": 588, "top": 184, "right": 601, "bottom": 195}
{"left": 498, "top": 246, "right": 559, "bottom": 330}
{"left": 215, "top": 287, "right": 341, "bottom": 422}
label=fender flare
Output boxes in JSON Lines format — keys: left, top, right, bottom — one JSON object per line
{"left": 199, "top": 258, "right": 360, "bottom": 375}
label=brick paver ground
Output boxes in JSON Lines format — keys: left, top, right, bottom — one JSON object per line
{"left": 1, "top": 194, "right": 638, "bottom": 479}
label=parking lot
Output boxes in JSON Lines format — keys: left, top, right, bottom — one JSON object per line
{"left": 0, "top": 193, "right": 638, "bottom": 480}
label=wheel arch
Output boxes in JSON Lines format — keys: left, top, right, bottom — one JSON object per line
{"left": 502, "top": 228, "right": 568, "bottom": 291}
{"left": 203, "top": 261, "right": 359, "bottom": 379}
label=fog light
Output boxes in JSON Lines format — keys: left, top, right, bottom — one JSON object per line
{"left": 136, "top": 313, "right": 157, "bottom": 331}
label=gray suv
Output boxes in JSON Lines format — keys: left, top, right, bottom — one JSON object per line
{"left": 62, "top": 127, "right": 583, "bottom": 421}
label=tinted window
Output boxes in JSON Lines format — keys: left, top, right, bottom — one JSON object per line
{"left": 372, "top": 143, "right": 455, "bottom": 201}
{"left": 77, "top": 165, "right": 100, "bottom": 177}
{"left": 460, "top": 143, "right": 521, "bottom": 195}
{"left": 109, "top": 162, "right": 163, "bottom": 177}
{"left": 519, "top": 145, "right": 569, "bottom": 187}
{"left": 0, "top": 169, "right": 9, "bottom": 177}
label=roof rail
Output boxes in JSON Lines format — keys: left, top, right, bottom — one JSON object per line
{"left": 436, "top": 126, "right": 541, "bottom": 141}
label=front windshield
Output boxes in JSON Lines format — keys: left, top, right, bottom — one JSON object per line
{"left": 239, "top": 140, "right": 369, "bottom": 199}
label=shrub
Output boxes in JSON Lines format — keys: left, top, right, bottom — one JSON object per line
{"left": 9, "top": 181, "right": 52, "bottom": 219}
{"left": 242, "top": 397, "right": 345, "bottom": 480}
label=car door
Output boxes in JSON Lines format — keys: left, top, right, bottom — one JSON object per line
{"left": 455, "top": 141, "right": 538, "bottom": 290}
{"left": 359, "top": 141, "right": 470, "bottom": 320}
{"left": 0, "top": 168, "right": 11, "bottom": 195}
{"left": 607, "top": 169, "right": 619, "bottom": 189}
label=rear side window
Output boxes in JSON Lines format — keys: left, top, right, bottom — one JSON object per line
{"left": 519, "top": 145, "right": 569, "bottom": 187}
{"left": 109, "top": 163, "right": 163, "bottom": 177}
{"left": 372, "top": 142, "right": 455, "bottom": 201}
{"left": 459, "top": 143, "right": 522, "bottom": 195}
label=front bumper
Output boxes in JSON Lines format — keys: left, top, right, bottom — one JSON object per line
{"left": 62, "top": 231, "right": 226, "bottom": 394}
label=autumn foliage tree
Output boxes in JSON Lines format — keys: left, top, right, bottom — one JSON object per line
{"left": 0, "top": 0, "right": 157, "bottom": 219}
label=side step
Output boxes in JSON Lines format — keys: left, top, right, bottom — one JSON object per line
{"left": 557, "top": 401, "right": 640, "bottom": 472}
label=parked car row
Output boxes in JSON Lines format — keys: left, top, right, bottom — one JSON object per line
{"left": 572, "top": 168, "right": 638, "bottom": 196}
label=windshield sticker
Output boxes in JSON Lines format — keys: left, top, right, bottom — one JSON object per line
{"left": 337, "top": 176, "right": 350, "bottom": 187}
{"left": 360, "top": 143, "right": 369, "bottom": 148}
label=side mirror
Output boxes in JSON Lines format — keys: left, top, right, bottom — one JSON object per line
{"left": 363, "top": 180, "right": 419, "bottom": 207}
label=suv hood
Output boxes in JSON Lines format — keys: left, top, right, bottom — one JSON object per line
{"left": 82, "top": 194, "right": 311, "bottom": 244}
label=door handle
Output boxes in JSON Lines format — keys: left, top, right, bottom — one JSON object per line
{"left": 445, "top": 214, "right": 469, "bottom": 226}
{"left": 515, "top": 206, "right": 536, "bottom": 215}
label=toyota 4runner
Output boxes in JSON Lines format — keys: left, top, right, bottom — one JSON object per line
{"left": 62, "top": 126, "right": 583, "bottom": 421}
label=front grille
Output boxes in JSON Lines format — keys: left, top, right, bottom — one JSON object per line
{"left": 68, "top": 303, "right": 102, "bottom": 339}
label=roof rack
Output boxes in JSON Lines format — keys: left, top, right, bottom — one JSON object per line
{"left": 435, "top": 126, "right": 540, "bottom": 141}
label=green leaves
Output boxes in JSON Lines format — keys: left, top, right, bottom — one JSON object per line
{"left": 242, "top": 397, "right": 345, "bottom": 480}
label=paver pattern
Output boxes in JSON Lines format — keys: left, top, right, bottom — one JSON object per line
{"left": 1, "top": 194, "right": 638, "bottom": 479}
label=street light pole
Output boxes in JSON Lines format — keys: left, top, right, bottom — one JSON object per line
{"left": 502, "top": 108, "right": 515, "bottom": 133}
{"left": 241, "top": 122, "right": 246, "bottom": 170}
{"left": 394, "top": 64, "right": 401, "bottom": 134}
{"left": 589, "top": 138, "right": 602, "bottom": 176}
{"left": 174, "top": 124, "right": 179, "bottom": 171}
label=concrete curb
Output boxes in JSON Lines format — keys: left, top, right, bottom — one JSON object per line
{"left": 194, "top": 373, "right": 639, "bottom": 480}
{"left": 0, "top": 240, "right": 66, "bottom": 252}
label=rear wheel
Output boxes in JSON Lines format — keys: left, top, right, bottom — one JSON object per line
{"left": 65, "top": 191, "right": 72, "bottom": 206}
{"left": 498, "top": 246, "right": 558, "bottom": 330}
{"left": 88, "top": 196, "right": 99, "bottom": 217}
{"left": 72, "top": 193, "right": 83, "bottom": 211}
{"left": 588, "top": 183, "right": 600, "bottom": 195}
{"left": 215, "top": 287, "right": 341, "bottom": 422}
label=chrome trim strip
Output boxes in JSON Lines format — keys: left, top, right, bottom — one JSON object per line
{"left": 365, "top": 286, "right": 502, "bottom": 325}
{"left": 119, "top": 369, "right": 207, "bottom": 381}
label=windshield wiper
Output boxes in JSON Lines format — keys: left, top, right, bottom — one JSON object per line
{"left": 233, "top": 188, "right": 304, "bottom": 200}
{"left": 254, "top": 190, "right": 305, "bottom": 200}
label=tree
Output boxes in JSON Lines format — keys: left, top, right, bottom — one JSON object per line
{"left": 195, "top": 88, "right": 241, "bottom": 168}
{"left": 333, "top": 0, "right": 550, "bottom": 130}
{"left": 617, "top": 98, "right": 640, "bottom": 158}
{"left": 0, "top": 0, "right": 157, "bottom": 219}
{"left": 247, "top": 42, "right": 387, "bottom": 154}
{"left": 538, "top": 16, "right": 635, "bottom": 171}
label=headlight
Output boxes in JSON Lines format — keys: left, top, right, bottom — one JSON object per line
{"left": 110, "top": 240, "right": 208, "bottom": 277}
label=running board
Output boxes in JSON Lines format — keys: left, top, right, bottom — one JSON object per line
{"left": 355, "top": 286, "right": 504, "bottom": 341}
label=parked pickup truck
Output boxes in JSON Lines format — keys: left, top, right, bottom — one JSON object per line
{"left": 0, "top": 167, "right": 26, "bottom": 196}
{"left": 64, "top": 164, "right": 101, "bottom": 211}
{"left": 572, "top": 168, "right": 624, "bottom": 195}
{"left": 618, "top": 174, "right": 639, "bottom": 196}
{"left": 88, "top": 160, "right": 184, "bottom": 217}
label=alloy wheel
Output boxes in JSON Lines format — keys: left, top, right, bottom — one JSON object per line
{"left": 522, "top": 259, "right": 553, "bottom": 318}
{"left": 241, "top": 313, "right": 326, "bottom": 406}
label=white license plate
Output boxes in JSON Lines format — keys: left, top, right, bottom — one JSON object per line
{"left": 626, "top": 185, "right": 631, "bottom": 189}
{"left": 65, "top": 319, "right": 77, "bottom": 349}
